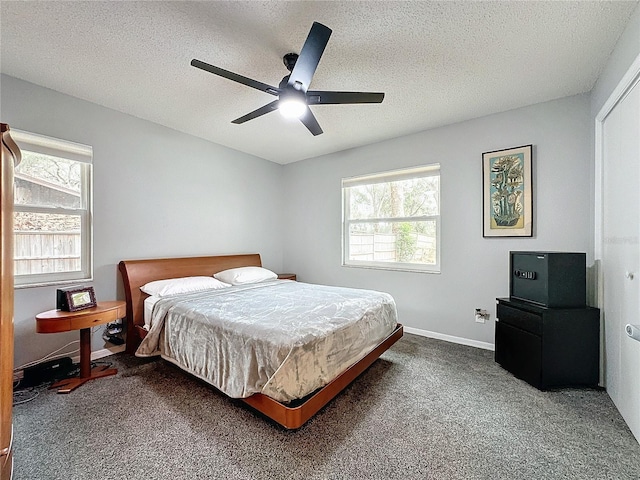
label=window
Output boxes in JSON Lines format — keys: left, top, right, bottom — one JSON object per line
{"left": 12, "top": 130, "right": 92, "bottom": 287}
{"left": 342, "top": 164, "right": 440, "bottom": 273}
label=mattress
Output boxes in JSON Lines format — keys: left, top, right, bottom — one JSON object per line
{"left": 143, "top": 295, "right": 161, "bottom": 330}
{"left": 136, "top": 280, "right": 397, "bottom": 403}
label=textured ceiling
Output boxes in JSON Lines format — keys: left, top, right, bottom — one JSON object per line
{"left": 1, "top": 1, "right": 637, "bottom": 164}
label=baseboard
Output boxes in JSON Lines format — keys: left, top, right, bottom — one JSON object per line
{"left": 71, "top": 344, "right": 125, "bottom": 364}
{"left": 403, "top": 326, "right": 495, "bottom": 351}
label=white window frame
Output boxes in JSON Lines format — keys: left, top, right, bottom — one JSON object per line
{"left": 12, "top": 130, "right": 93, "bottom": 288}
{"left": 342, "top": 164, "right": 441, "bottom": 273}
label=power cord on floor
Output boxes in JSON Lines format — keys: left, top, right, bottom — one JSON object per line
{"left": 13, "top": 361, "right": 80, "bottom": 404}
{"left": 13, "top": 359, "right": 114, "bottom": 406}
{"left": 13, "top": 326, "right": 120, "bottom": 406}
{"left": 14, "top": 340, "right": 80, "bottom": 372}
{"left": 13, "top": 387, "right": 41, "bottom": 406}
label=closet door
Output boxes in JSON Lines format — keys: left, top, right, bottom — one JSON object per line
{"left": 600, "top": 65, "right": 640, "bottom": 442}
{"left": 1, "top": 124, "right": 21, "bottom": 480}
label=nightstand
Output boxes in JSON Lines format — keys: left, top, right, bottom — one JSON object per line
{"left": 35, "top": 300, "right": 126, "bottom": 393}
{"left": 277, "top": 273, "right": 297, "bottom": 281}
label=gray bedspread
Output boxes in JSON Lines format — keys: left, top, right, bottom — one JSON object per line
{"left": 136, "top": 280, "right": 397, "bottom": 402}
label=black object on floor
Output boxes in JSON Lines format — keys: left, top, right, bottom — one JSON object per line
{"left": 21, "top": 357, "right": 75, "bottom": 388}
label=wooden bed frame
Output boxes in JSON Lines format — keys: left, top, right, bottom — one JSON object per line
{"left": 118, "top": 253, "right": 403, "bottom": 429}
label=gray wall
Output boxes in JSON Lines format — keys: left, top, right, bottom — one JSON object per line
{"left": 282, "top": 94, "right": 593, "bottom": 346}
{"left": 2, "top": 74, "right": 285, "bottom": 368}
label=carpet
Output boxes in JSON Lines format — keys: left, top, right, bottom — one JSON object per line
{"left": 12, "top": 333, "right": 640, "bottom": 479}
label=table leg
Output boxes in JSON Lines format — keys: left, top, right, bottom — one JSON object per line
{"left": 79, "top": 327, "right": 91, "bottom": 378}
{"left": 50, "top": 327, "right": 118, "bottom": 394}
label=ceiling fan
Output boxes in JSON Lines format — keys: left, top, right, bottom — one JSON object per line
{"left": 191, "top": 21, "right": 385, "bottom": 136}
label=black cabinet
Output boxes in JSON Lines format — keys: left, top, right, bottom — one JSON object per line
{"left": 495, "top": 298, "right": 599, "bottom": 390}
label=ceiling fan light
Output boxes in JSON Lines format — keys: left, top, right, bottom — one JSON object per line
{"left": 279, "top": 97, "right": 306, "bottom": 119}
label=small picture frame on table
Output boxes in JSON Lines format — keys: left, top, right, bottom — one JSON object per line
{"left": 57, "top": 286, "right": 97, "bottom": 312}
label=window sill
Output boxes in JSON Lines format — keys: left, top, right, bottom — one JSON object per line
{"left": 14, "top": 277, "right": 93, "bottom": 289}
{"left": 342, "top": 263, "right": 440, "bottom": 274}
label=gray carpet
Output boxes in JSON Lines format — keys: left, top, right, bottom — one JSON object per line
{"left": 12, "top": 333, "right": 640, "bottom": 479}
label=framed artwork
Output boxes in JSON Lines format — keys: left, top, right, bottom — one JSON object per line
{"left": 482, "top": 144, "right": 533, "bottom": 237}
{"left": 61, "top": 286, "right": 97, "bottom": 312}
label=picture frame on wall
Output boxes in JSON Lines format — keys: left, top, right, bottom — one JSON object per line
{"left": 482, "top": 144, "right": 533, "bottom": 237}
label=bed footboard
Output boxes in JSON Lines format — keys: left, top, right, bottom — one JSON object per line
{"left": 242, "top": 323, "right": 403, "bottom": 429}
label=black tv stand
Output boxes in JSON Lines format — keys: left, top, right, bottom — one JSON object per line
{"left": 495, "top": 298, "right": 599, "bottom": 390}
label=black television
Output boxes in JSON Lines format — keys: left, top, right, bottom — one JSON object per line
{"left": 509, "top": 251, "right": 586, "bottom": 308}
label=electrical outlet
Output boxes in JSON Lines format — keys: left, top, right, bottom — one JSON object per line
{"left": 475, "top": 308, "right": 489, "bottom": 323}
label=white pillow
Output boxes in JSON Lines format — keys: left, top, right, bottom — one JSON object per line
{"left": 140, "top": 276, "right": 230, "bottom": 297}
{"left": 214, "top": 266, "right": 277, "bottom": 285}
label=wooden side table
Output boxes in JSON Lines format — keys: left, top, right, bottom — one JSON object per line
{"left": 277, "top": 273, "right": 297, "bottom": 281}
{"left": 35, "top": 300, "right": 126, "bottom": 393}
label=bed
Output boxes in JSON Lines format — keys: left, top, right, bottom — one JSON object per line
{"left": 118, "top": 254, "right": 403, "bottom": 429}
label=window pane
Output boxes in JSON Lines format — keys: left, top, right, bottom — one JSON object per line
{"left": 348, "top": 220, "right": 437, "bottom": 265}
{"left": 12, "top": 131, "right": 92, "bottom": 287}
{"left": 348, "top": 176, "right": 439, "bottom": 220}
{"left": 14, "top": 212, "right": 82, "bottom": 275}
{"left": 14, "top": 151, "right": 82, "bottom": 208}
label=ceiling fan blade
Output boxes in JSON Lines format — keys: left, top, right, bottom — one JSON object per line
{"left": 288, "top": 22, "right": 332, "bottom": 92}
{"left": 231, "top": 100, "right": 279, "bottom": 124}
{"left": 307, "top": 91, "right": 385, "bottom": 105}
{"left": 191, "top": 59, "right": 281, "bottom": 96}
{"left": 299, "top": 107, "right": 323, "bottom": 136}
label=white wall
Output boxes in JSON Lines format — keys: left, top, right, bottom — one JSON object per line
{"left": 282, "top": 94, "right": 593, "bottom": 346}
{"left": 589, "top": 3, "right": 640, "bottom": 260}
{"left": 1, "top": 74, "right": 284, "bottom": 368}
{"left": 591, "top": 3, "right": 640, "bottom": 117}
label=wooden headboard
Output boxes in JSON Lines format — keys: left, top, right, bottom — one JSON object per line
{"left": 118, "top": 253, "right": 262, "bottom": 353}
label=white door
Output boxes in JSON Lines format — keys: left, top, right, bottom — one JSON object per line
{"left": 601, "top": 64, "right": 640, "bottom": 442}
